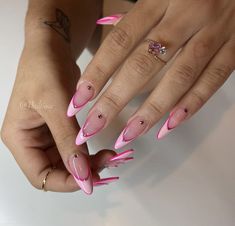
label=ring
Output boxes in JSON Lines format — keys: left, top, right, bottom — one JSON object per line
{"left": 145, "top": 39, "right": 167, "bottom": 64}
{"left": 41, "top": 166, "right": 56, "bottom": 192}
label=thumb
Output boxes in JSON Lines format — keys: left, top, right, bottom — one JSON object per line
{"left": 39, "top": 91, "right": 93, "bottom": 195}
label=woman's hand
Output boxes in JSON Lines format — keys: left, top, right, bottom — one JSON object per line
{"left": 68, "top": 0, "right": 235, "bottom": 148}
{"left": 0, "top": 0, "right": 135, "bottom": 194}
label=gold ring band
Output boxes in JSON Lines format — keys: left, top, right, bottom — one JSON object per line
{"left": 41, "top": 166, "right": 56, "bottom": 192}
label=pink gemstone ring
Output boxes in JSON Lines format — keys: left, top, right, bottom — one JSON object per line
{"left": 145, "top": 39, "right": 167, "bottom": 64}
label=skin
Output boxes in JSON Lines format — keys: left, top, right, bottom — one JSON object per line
{"left": 0, "top": 0, "right": 119, "bottom": 192}
{"left": 74, "top": 0, "right": 235, "bottom": 145}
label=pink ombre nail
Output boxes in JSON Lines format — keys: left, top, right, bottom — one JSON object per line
{"left": 68, "top": 154, "right": 93, "bottom": 195}
{"left": 93, "top": 177, "right": 119, "bottom": 187}
{"left": 76, "top": 109, "right": 106, "bottom": 145}
{"left": 67, "top": 81, "right": 94, "bottom": 117}
{"left": 114, "top": 116, "right": 148, "bottom": 149}
{"left": 96, "top": 14, "right": 123, "bottom": 25}
{"left": 157, "top": 108, "right": 188, "bottom": 139}
{"left": 105, "top": 149, "right": 134, "bottom": 168}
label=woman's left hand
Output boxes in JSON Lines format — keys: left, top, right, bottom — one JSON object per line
{"left": 67, "top": 0, "right": 235, "bottom": 149}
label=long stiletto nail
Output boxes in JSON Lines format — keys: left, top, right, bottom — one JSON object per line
{"left": 105, "top": 149, "right": 134, "bottom": 168}
{"left": 76, "top": 109, "right": 106, "bottom": 145}
{"left": 67, "top": 81, "right": 94, "bottom": 117}
{"left": 157, "top": 108, "right": 188, "bottom": 139}
{"left": 114, "top": 116, "right": 148, "bottom": 149}
{"left": 93, "top": 177, "right": 119, "bottom": 187}
{"left": 96, "top": 14, "right": 123, "bottom": 25}
{"left": 68, "top": 154, "right": 93, "bottom": 195}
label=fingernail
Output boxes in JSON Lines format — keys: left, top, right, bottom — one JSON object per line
{"left": 114, "top": 116, "right": 148, "bottom": 149}
{"left": 76, "top": 109, "right": 106, "bottom": 145}
{"left": 67, "top": 81, "right": 94, "bottom": 117}
{"left": 93, "top": 177, "right": 119, "bottom": 187}
{"left": 69, "top": 154, "right": 93, "bottom": 195}
{"left": 96, "top": 14, "right": 123, "bottom": 25}
{"left": 157, "top": 108, "right": 188, "bottom": 139}
{"left": 105, "top": 149, "right": 134, "bottom": 168}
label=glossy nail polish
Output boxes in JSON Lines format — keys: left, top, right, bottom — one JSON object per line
{"left": 157, "top": 108, "right": 188, "bottom": 139}
{"left": 114, "top": 116, "right": 148, "bottom": 149}
{"left": 96, "top": 14, "right": 123, "bottom": 25}
{"left": 76, "top": 109, "right": 106, "bottom": 145}
{"left": 69, "top": 154, "right": 93, "bottom": 195}
{"left": 93, "top": 177, "right": 119, "bottom": 187}
{"left": 67, "top": 81, "right": 94, "bottom": 117}
{"left": 105, "top": 149, "right": 134, "bottom": 168}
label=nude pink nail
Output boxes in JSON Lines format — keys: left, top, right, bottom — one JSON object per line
{"left": 96, "top": 14, "right": 123, "bottom": 25}
{"left": 114, "top": 116, "right": 148, "bottom": 149}
{"left": 105, "top": 149, "right": 134, "bottom": 168}
{"left": 93, "top": 177, "right": 119, "bottom": 187}
{"left": 157, "top": 108, "right": 188, "bottom": 139}
{"left": 67, "top": 81, "right": 94, "bottom": 117}
{"left": 68, "top": 154, "right": 93, "bottom": 195}
{"left": 76, "top": 109, "right": 106, "bottom": 145}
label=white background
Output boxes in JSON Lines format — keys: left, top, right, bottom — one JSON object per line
{"left": 0, "top": 1, "right": 235, "bottom": 226}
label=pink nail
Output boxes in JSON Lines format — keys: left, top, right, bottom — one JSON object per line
{"left": 93, "top": 177, "right": 119, "bottom": 187}
{"left": 68, "top": 154, "right": 93, "bottom": 195}
{"left": 76, "top": 109, "right": 106, "bottom": 145}
{"left": 157, "top": 108, "right": 188, "bottom": 139}
{"left": 96, "top": 14, "right": 123, "bottom": 25}
{"left": 114, "top": 116, "right": 148, "bottom": 149}
{"left": 67, "top": 81, "right": 94, "bottom": 117}
{"left": 105, "top": 149, "right": 134, "bottom": 168}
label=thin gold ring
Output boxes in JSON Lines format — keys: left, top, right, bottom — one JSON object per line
{"left": 41, "top": 166, "right": 56, "bottom": 192}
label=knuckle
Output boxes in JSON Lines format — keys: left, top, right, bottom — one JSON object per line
{"left": 193, "top": 40, "right": 211, "bottom": 59}
{"left": 108, "top": 26, "right": 132, "bottom": 50}
{"left": 146, "top": 101, "right": 164, "bottom": 116}
{"left": 102, "top": 92, "right": 122, "bottom": 111}
{"left": 126, "top": 52, "right": 155, "bottom": 78}
{"left": 91, "top": 63, "right": 109, "bottom": 84}
{"left": 204, "top": 65, "right": 232, "bottom": 89}
{"left": 190, "top": 90, "right": 205, "bottom": 108}
{"left": 172, "top": 64, "right": 196, "bottom": 85}
{"left": 0, "top": 125, "right": 11, "bottom": 147}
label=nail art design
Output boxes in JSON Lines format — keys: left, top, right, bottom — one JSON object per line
{"left": 114, "top": 116, "right": 148, "bottom": 149}
{"left": 67, "top": 81, "right": 94, "bottom": 117}
{"left": 93, "top": 177, "right": 119, "bottom": 187}
{"left": 157, "top": 108, "right": 188, "bottom": 139}
{"left": 105, "top": 149, "right": 134, "bottom": 168}
{"left": 76, "top": 109, "right": 106, "bottom": 145}
{"left": 96, "top": 14, "right": 123, "bottom": 25}
{"left": 69, "top": 154, "right": 93, "bottom": 195}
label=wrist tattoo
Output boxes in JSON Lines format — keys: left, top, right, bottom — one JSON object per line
{"left": 44, "top": 8, "right": 71, "bottom": 43}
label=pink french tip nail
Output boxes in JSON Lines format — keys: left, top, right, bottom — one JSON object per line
{"left": 106, "top": 149, "right": 135, "bottom": 168}
{"left": 157, "top": 108, "right": 188, "bottom": 139}
{"left": 67, "top": 81, "right": 94, "bottom": 117}
{"left": 93, "top": 177, "right": 119, "bottom": 187}
{"left": 109, "top": 149, "right": 134, "bottom": 161}
{"left": 96, "top": 14, "right": 123, "bottom": 25}
{"left": 76, "top": 109, "right": 106, "bottom": 145}
{"left": 69, "top": 154, "right": 93, "bottom": 195}
{"left": 114, "top": 116, "right": 148, "bottom": 149}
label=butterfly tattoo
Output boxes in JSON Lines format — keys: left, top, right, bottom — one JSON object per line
{"left": 44, "top": 8, "right": 71, "bottom": 42}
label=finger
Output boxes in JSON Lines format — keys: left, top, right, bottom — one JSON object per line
{"left": 157, "top": 39, "right": 235, "bottom": 138}
{"left": 38, "top": 91, "right": 94, "bottom": 195}
{"left": 67, "top": 0, "right": 168, "bottom": 117}
{"left": 75, "top": 3, "right": 204, "bottom": 146}
{"left": 114, "top": 20, "right": 228, "bottom": 148}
